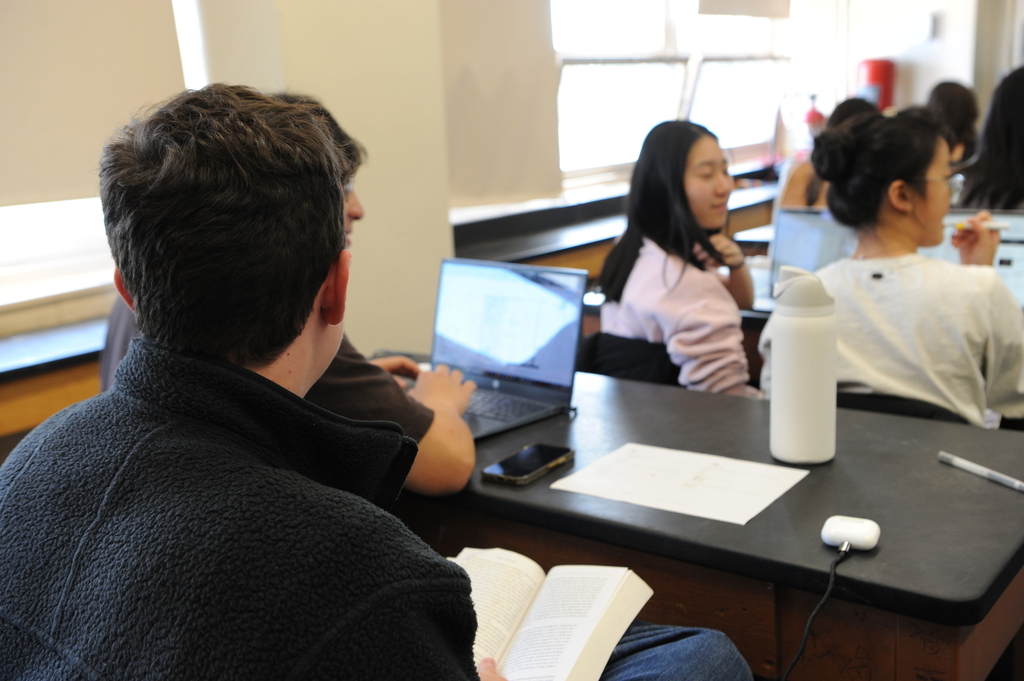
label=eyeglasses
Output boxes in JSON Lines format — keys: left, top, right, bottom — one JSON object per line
{"left": 947, "top": 174, "right": 964, "bottom": 205}
{"left": 343, "top": 179, "right": 354, "bottom": 196}
{"left": 921, "top": 174, "right": 963, "bottom": 205}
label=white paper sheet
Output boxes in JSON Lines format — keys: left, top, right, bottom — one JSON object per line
{"left": 549, "top": 443, "right": 808, "bottom": 525}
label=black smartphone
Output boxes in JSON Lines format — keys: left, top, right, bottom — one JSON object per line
{"left": 481, "top": 444, "right": 575, "bottom": 486}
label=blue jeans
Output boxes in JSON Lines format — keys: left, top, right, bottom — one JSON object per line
{"left": 600, "top": 620, "right": 753, "bottom": 681}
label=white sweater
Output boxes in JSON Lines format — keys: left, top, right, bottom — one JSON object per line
{"left": 759, "top": 255, "right": 1024, "bottom": 426}
{"left": 601, "top": 238, "right": 750, "bottom": 393}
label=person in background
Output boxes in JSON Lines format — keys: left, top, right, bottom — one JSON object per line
{"left": 760, "top": 109, "right": 1024, "bottom": 427}
{"left": 926, "top": 81, "right": 979, "bottom": 166}
{"left": 779, "top": 97, "right": 877, "bottom": 209}
{"left": 100, "top": 94, "right": 476, "bottom": 496}
{"left": 960, "top": 66, "right": 1024, "bottom": 210}
{"left": 594, "top": 121, "right": 759, "bottom": 396}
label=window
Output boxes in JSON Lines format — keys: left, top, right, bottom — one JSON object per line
{"left": 551, "top": 0, "right": 790, "bottom": 176}
{"left": 0, "top": 198, "right": 116, "bottom": 337}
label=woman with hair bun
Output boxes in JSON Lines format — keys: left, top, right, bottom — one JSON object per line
{"left": 594, "top": 121, "right": 759, "bottom": 396}
{"left": 760, "top": 109, "right": 1024, "bottom": 426}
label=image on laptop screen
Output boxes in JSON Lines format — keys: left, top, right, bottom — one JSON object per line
{"left": 770, "top": 209, "right": 858, "bottom": 287}
{"left": 432, "top": 260, "right": 587, "bottom": 390}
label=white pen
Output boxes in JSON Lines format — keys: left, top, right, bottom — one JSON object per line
{"left": 938, "top": 451, "right": 1024, "bottom": 493}
{"left": 943, "top": 218, "right": 1012, "bottom": 230}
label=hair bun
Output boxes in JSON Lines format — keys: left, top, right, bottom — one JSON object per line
{"left": 811, "top": 127, "right": 857, "bottom": 183}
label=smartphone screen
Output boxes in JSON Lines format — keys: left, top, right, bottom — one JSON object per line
{"left": 482, "top": 444, "right": 574, "bottom": 484}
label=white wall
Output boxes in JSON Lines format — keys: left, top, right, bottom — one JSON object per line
{"left": 846, "top": 0, "right": 977, "bottom": 109}
{"left": 277, "top": 0, "right": 454, "bottom": 354}
{"left": 0, "top": 0, "right": 185, "bottom": 207}
{"left": 438, "top": 0, "right": 563, "bottom": 206}
{"left": 198, "top": 0, "right": 285, "bottom": 92}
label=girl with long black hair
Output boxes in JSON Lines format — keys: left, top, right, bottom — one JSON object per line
{"left": 596, "top": 121, "right": 758, "bottom": 396}
{"left": 960, "top": 66, "right": 1024, "bottom": 209}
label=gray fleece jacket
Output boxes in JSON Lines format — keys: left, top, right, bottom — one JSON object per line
{"left": 0, "top": 338, "right": 479, "bottom": 680}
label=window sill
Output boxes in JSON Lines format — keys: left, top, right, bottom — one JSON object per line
{"left": 0, "top": 197, "right": 115, "bottom": 339}
{"left": 0, "top": 282, "right": 116, "bottom": 340}
{"left": 0, "top": 317, "right": 107, "bottom": 380}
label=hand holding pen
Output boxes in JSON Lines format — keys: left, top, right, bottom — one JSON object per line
{"left": 950, "top": 210, "right": 1002, "bottom": 266}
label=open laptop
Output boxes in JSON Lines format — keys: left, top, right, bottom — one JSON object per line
{"left": 430, "top": 258, "right": 588, "bottom": 439}
{"left": 769, "top": 208, "right": 858, "bottom": 289}
{"left": 920, "top": 208, "right": 1024, "bottom": 306}
{"left": 751, "top": 208, "right": 857, "bottom": 311}
{"left": 758, "top": 207, "right": 1024, "bottom": 307}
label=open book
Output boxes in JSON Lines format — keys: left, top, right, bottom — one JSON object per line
{"left": 450, "top": 547, "right": 653, "bottom": 681}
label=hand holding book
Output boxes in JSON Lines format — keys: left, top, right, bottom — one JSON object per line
{"left": 450, "top": 548, "right": 653, "bottom": 681}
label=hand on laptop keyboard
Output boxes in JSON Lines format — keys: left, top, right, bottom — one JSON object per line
{"left": 409, "top": 365, "right": 476, "bottom": 415}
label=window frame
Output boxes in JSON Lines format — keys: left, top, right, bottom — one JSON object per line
{"left": 551, "top": 1, "right": 790, "bottom": 184}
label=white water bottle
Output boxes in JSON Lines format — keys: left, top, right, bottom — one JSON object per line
{"left": 769, "top": 266, "right": 837, "bottom": 464}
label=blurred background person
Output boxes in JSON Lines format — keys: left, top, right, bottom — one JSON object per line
{"left": 959, "top": 67, "right": 1024, "bottom": 209}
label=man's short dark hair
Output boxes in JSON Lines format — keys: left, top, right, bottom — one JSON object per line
{"left": 101, "top": 84, "right": 349, "bottom": 367}
{"left": 275, "top": 93, "right": 366, "bottom": 171}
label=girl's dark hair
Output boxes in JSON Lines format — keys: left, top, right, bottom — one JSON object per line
{"left": 828, "top": 98, "right": 878, "bottom": 128}
{"left": 900, "top": 106, "right": 956, "bottom": 150}
{"left": 805, "top": 98, "right": 878, "bottom": 204}
{"left": 960, "top": 67, "right": 1024, "bottom": 209}
{"left": 811, "top": 109, "right": 943, "bottom": 229}
{"left": 926, "top": 81, "right": 979, "bottom": 163}
{"left": 598, "top": 121, "right": 724, "bottom": 302}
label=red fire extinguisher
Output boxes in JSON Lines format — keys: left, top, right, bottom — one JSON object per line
{"left": 856, "top": 59, "right": 895, "bottom": 110}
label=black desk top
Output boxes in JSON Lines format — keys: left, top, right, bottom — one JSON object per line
{"left": 444, "top": 372, "right": 1024, "bottom": 626}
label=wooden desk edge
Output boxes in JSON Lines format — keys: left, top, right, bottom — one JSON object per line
{"left": 393, "top": 492, "right": 1024, "bottom": 681}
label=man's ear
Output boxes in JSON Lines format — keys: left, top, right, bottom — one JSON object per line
{"left": 886, "top": 179, "right": 915, "bottom": 215}
{"left": 321, "top": 250, "right": 351, "bottom": 326}
{"left": 113, "top": 269, "right": 135, "bottom": 311}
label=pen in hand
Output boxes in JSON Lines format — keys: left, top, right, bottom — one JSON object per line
{"left": 938, "top": 451, "right": 1024, "bottom": 493}
{"left": 943, "top": 218, "right": 1012, "bottom": 231}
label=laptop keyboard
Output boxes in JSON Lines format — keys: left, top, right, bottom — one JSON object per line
{"left": 465, "top": 390, "right": 548, "bottom": 422}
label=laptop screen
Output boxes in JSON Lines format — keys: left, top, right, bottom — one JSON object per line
{"left": 768, "top": 208, "right": 1024, "bottom": 307}
{"left": 432, "top": 259, "right": 587, "bottom": 390}
{"left": 920, "top": 209, "right": 1024, "bottom": 305}
{"left": 770, "top": 208, "right": 858, "bottom": 288}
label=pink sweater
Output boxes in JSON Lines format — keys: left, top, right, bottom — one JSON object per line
{"left": 600, "top": 239, "right": 750, "bottom": 393}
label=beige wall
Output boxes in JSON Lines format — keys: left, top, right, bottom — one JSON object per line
{"left": 438, "top": 0, "right": 563, "bottom": 206}
{"left": 846, "top": 0, "right": 977, "bottom": 109}
{"left": 198, "top": 0, "right": 286, "bottom": 92}
{"left": 277, "top": 0, "right": 453, "bottom": 354}
{"left": 974, "top": 0, "right": 1021, "bottom": 115}
{"left": 0, "top": 0, "right": 185, "bottom": 207}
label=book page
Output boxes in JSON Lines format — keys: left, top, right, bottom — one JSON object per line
{"left": 451, "top": 548, "right": 547, "bottom": 663}
{"left": 499, "top": 565, "right": 651, "bottom": 681}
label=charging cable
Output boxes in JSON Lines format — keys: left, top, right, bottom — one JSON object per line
{"left": 779, "top": 541, "right": 852, "bottom": 681}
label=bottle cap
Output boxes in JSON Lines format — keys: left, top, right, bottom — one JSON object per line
{"left": 774, "top": 266, "right": 834, "bottom": 316}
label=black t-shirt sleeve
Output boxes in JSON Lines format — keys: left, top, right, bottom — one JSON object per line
{"left": 304, "top": 336, "right": 435, "bottom": 442}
